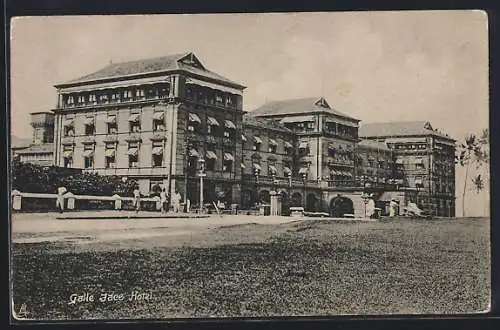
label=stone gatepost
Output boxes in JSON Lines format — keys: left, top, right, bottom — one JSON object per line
{"left": 112, "top": 194, "right": 122, "bottom": 210}
{"left": 66, "top": 192, "right": 75, "bottom": 210}
{"left": 270, "top": 191, "right": 282, "bottom": 216}
{"left": 12, "top": 190, "right": 22, "bottom": 211}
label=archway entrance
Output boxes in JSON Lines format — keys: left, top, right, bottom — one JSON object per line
{"left": 306, "top": 193, "right": 318, "bottom": 212}
{"left": 330, "top": 196, "right": 354, "bottom": 217}
{"left": 241, "top": 189, "right": 255, "bottom": 209}
{"left": 259, "top": 190, "right": 270, "bottom": 204}
{"left": 291, "top": 192, "right": 302, "bottom": 207}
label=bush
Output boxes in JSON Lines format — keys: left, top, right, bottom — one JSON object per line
{"left": 12, "top": 160, "right": 137, "bottom": 196}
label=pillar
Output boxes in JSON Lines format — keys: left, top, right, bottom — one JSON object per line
{"left": 12, "top": 190, "right": 22, "bottom": 211}
{"left": 66, "top": 192, "right": 75, "bottom": 210}
{"left": 113, "top": 194, "right": 122, "bottom": 210}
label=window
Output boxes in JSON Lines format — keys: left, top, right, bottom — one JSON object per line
{"left": 205, "top": 149, "right": 217, "bottom": 171}
{"left": 152, "top": 142, "right": 163, "bottom": 167}
{"left": 123, "top": 90, "right": 132, "bottom": 100}
{"left": 111, "top": 91, "right": 121, "bottom": 102}
{"left": 66, "top": 95, "right": 75, "bottom": 106}
{"left": 105, "top": 143, "right": 116, "bottom": 169}
{"left": 226, "top": 95, "right": 233, "bottom": 106}
{"left": 215, "top": 94, "right": 224, "bottom": 104}
{"left": 306, "top": 122, "right": 315, "bottom": 130}
{"left": 253, "top": 136, "right": 262, "bottom": 151}
{"left": 77, "top": 95, "right": 85, "bottom": 104}
{"left": 223, "top": 153, "right": 234, "bottom": 172}
{"left": 188, "top": 113, "right": 201, "bottom": 133}
{"left": 135, "top": 89, "right": 145, "bottom": 99}
{"left": 128, "top": 142, "right": 139, "bottom": 168}
{"left": 206, "top": 158, "right": 216, "bottom": 171}
{"left": 83, "top": 145, "right": 94, "bottom": 169}
{"left": 99, "top": 94, "right": 109, "bottom": 103}
{"left": 107, "top": 115, "right": 117, "bottom": 134}
{"left": 63, "top": 146, "right": 73, "bottom": 168}
{"left": 158, "top": 85, "right": 169, "bottom": 98}
{"left": 129, "top": 113, "right": 141, "bottom": 132}
{"left": 415, "top": 157, "right": 425, "bottom": 170}
{"left": 84, "top": 117, "right": 95, "bottom": 135}
{"left": 146, "top": 88, "right": 156, "bottom": 99}
{"left": 185, "top": 87, "right": 193, "bottom": 100}
{"left": 64, "top": 126, "right": 74, "bottom": 137}
{"left": 150, "top": 180, "right": 163, "bottom": 195}
{"left": 207, "top": 116, "right": 219, "bottom": 135}
{"left": 63, "top": 118, "right": 74, "bottom": 137}
{"left": 153, "top": 112, "right": 165, "bottom": 131}
{"left": 88, "top": 94, "right": 97, "bottom": 104}
{"left": 268, "top": 139, "right": 277, "bottom": 153}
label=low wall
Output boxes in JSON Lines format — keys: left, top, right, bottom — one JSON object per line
{"left": 11, "top": 190, "right": 163, "bottom": 212}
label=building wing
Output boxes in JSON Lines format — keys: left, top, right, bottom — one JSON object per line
{"left": 249, "top": 96, "right": 359, "bottom": 122}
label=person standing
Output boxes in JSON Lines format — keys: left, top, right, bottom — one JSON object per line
{"left": 56, "top": 186, "right": 67, "bottom": 213}
{"left": 172, "top": 190, "right": 181, "bottom": 213}
{"left": 133, "top": 186, "right": 141, "bottom": 214}
{"left": 160, "top": 188, "right": 168, "bottom": 214}
{"left": 366, "top": 194, "right": 376, "bottom": 218}
{"left": 186, "top": 198, "right": 191, "bottom": 213}
{"left": 389, "top": 199, "right": 398, "bottom": 217}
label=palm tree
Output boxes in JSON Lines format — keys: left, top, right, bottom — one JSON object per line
{"left": 456, "top": 129, "right": 489, "bottom": 217}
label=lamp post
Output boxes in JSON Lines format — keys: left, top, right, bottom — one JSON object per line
{"left": 198, "top": 158, "right": 205, "bottom": 214}
{"left": 302, "top": 173, "right": 307, "bottom": 211}
{"left": 254, "top": 167, "right": 260, "bottom": 206}
{"left": 184, "top": 141, "right": 191, "bottom": 210}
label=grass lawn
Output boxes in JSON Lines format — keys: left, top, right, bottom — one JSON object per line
{"left": 11, "top": 217, "right": 490, "bottom": 319}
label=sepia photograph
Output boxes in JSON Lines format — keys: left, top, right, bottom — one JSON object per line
{"left": 9, "top": 11, "right": 490, "bottom": 320}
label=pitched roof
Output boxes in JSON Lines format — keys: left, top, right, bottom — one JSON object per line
{"left": 14, "top": 143, "right": 54, "bottom": 154}
{"left": 56, "top": 52, "right": 245, "bottom": 89}
{"left": 358, "top": 139, "right": 390, "bottom": 151}
{"left": 359, "top": 121, "right": 454, "bottom": 140}
{"left": 243, "top": 114, "right": 293, "bottom": 133}
{"left": 249, "top": 97, "right": 359, "bottom": 121}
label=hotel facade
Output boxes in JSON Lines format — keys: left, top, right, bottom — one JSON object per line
{"left": 45, "top": 52, "right": 456, "bottom": 217}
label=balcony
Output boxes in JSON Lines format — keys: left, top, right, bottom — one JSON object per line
{"left": 150, "top": 132, "right": 168, "bottom": 141}
{"left": 125, "top": 133, "right": 142, "bottom": 142}
{"left": 61, "top": 136, "right": 75, "bottom": 145}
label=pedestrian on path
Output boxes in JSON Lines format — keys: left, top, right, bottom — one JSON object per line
{"left": 160, "top": 188, "right": 168, "bottom": 214}
{"left": 173, "top": 190, "right": 181, "bottom": 213}
{"left": 56, "top": 186, "right": 67, "bottom": 213}
{"left": 133, "top": 186, "right": 141, "bottom": 214}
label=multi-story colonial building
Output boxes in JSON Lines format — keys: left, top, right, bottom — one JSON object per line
{"left": 45, "top": 51, "right": 456, "bottom": 217}
{"left": 52, "top": 52, "right": 245, "bottom": 204}
{"left": 12, "top": 112, "right": 55, "bottom": 166}
{"left": 359, "top": 121, "right": 456, "bottom": 217}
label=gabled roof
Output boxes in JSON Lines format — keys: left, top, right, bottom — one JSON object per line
{"left": 243, "top": 114, "right": 294, "bottom": 134}
{"left": 358, "top": 139, "right": 390, "bottom": 151}
{"left": 359, "top": 121, "right": 454, "bottom": 140}
{"left": 249, "top": 97, "right": 359, "bottom": 122}
{"left": 55, "top": 52, "right": 245, "bottom": 89}
{"left": 14, "top": 143, "right": 54, "bottom": 154}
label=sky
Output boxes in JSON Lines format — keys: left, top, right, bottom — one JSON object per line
{"left": 9, "top": 11, "right": 489, "bottom": 216}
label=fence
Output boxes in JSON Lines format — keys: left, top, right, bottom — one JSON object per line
{"left": 11, "top": 190, "right": 163, "bottom": 212}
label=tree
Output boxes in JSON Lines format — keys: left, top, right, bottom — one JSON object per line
{"left": 456, "top": 128, "right": 489, "bottom": 217}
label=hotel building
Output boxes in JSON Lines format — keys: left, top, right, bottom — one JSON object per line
{"left": 45, "top": 52, "right": 456, "bottom": 216}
